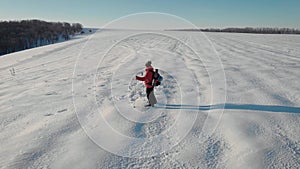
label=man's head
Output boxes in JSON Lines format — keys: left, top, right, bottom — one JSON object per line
{"left": 145, "top": 61, "right": 152, "bottom": 67}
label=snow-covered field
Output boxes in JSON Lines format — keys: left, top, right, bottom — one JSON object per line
{"left": 0, "top": 30, "right": 299, "bottom": 168}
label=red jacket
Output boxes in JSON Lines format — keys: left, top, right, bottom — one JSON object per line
{"left": 136, "top": 66, "right": 154, "bottom": 88}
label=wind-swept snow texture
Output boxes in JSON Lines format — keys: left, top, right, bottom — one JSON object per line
{"left": 0, "top": 30, "right": 299, "bottom": 169}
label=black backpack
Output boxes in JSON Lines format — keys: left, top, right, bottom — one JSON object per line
{"left": 152, "top": 69, "right": 163, "bottom": 86}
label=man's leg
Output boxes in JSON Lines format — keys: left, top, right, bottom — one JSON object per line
{"left": 146, "top": 87, "right": 154, "bottom": 102}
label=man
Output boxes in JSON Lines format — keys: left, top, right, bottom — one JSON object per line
{"left": 136, "top": 61, "right": 155, "bottom": 106}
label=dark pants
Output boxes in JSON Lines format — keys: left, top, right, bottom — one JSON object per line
{"left": 146, "top": 87, "right": 154, "bottom": 102}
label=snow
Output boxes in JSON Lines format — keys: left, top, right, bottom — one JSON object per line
{"left": 0, "top": 30, "right": 299, "bottom": 168}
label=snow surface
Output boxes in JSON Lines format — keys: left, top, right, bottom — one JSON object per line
{"left": 0, "top": 30, "right": 300, "bottom": 169}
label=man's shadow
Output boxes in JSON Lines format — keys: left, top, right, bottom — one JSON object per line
{"left": 155, "top": 103, "right": 300, "bottom": 114}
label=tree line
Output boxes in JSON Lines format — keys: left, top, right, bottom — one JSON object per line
{"left": 0, "top": 20, "right": 83, "bottom": 56}
{"left": 167, "top": 27, "right": 300, "bottom": 35}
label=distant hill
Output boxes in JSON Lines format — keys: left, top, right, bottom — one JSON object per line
{"left": 0, "top": 20, "right": 83, "bottom": 56}
{"left": 166, "top": 27, "right": 300, "bottom": 35}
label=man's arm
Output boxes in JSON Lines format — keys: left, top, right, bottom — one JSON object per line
{"left": 136, "top": 75, "right": 145, "bottom": 81}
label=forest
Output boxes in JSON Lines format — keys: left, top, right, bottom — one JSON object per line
{"left": 167, "top": 27, "right": 300, "bottom": 34}
{"left": 0, "top": 20, "right": 82, "bottom": 56}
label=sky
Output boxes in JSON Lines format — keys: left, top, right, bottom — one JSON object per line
{"left": 1, "top": 0, "right": 299, "bottom": 29}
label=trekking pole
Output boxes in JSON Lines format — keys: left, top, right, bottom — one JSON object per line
{"left": 133, "top": 71, "right": 141, "bottom": 108}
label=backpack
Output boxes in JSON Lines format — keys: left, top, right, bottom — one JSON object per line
{"left": 152, "top": 69, "right": 163, "bottom": 86}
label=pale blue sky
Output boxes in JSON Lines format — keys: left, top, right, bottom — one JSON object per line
{"left": 1, "top": 0, "right": 299, "bottom": 29}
